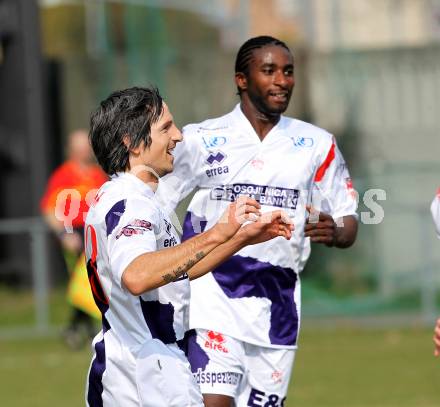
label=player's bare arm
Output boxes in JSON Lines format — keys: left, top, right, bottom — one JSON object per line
{"left": 305, "top": 206, "right": 358, "bottom": 248}
{"left": 188, "top": 209, "right": 294, "bottom": 281}
{"left": 122, "top": 197, "right": 262, "bottom": 295}
{"left": 434, "top": 318, "right": 440, "bottom": 357}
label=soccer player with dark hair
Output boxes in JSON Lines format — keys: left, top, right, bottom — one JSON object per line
{"left": 163, "top": 36, "right": 358, "bottom": 406}
{"left": 84, "top": 86, "right": 293, "bottom": 406}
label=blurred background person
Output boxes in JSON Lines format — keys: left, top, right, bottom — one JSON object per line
{"left": 40, "top": 129, "right": 108, "bottom": 349}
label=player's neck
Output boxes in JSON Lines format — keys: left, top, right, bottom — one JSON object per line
{"left": 240, "top": 101, "right": 280, "bottom": 141}
{"left": 126, "top": 165, "right": 159, "bottom": 191}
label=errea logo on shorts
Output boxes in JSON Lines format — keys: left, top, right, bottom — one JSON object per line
{"left": 204, "top": 330, "right": 229, "bottom": 353}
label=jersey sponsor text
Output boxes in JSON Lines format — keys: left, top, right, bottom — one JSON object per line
{"left": 194, "top": 368, "right": 240, "bottom": 387}
{"left": 211, "top": 183, "right": 299, "bottom": 210}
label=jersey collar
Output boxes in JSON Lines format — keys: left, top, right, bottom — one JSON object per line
{"left": 112, "top": 172, "right": 156, "bottom": 199}
{"left": 230, "top": 103, "right": 288, "bottom": 142}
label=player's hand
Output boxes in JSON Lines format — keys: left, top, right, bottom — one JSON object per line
{"left": 237, "top": 210, "right": 294, "bottom": 245}
{"left": 304, "top": 205, "right": 336, "bottom": 247}
{"left": 434, "top": 318, "right": 440, "bottom": 357}
{"left": 213, "top": 196, "right": 261, "bottom": 242}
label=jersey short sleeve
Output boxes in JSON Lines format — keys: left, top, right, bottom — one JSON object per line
{"left": 312, "top": 137, "right": 358, "bottom": 220}
{"left": 107, "top": 198, "right": 160, "bottom": 288}
{"left": 431, "top": 190, "right": 440, "bottom": 238}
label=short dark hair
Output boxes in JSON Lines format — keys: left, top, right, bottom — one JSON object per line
{"left": 89, "top": 86, "right": 163, "bottom": 175}
{"left": 235, "top": 35, "right": 291, "bottom": 95}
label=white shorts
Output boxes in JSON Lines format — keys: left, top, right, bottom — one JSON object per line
{"left": 187, "top": 329, "right": 295, "bottom": 407}
{"left": 86, "top": 330, "right": 204, "bottom": 407}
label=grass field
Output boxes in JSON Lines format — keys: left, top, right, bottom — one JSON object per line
{"left": 1, "top": 326, "right": 438, "bottom": 406}
{"left": 1, "top": 289, "right": 439, "bottom": 406}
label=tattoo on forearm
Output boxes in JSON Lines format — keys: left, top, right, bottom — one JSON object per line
{"left": 195, "top": 251, "right": 204, "bottom": 260}
{"left": 161, "top": 251, "right": 206, "bottom": 284}
{"left": 162, "top": 273, "right": 175, "bottom": 284}
{"left": 184, "top": 259, "right": 195, "bottom": 270}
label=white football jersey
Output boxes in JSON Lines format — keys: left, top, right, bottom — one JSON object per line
{"left": 160, "top": 104, "right": 357, "bottom": 349}
{"left": 84, "top": 172, "right": 193, "bottom": 405}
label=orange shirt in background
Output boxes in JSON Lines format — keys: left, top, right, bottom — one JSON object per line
{"left": 40, "top": 160, "right": 108, "bottom": 229}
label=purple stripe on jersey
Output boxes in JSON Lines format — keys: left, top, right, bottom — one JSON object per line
{"left": 87, "top": 336, "right": 106, "bottom": 406}
{"left": 182, "top": 212, "right": 207, "bottom": 241}
{"left": 139, "top": 298, "right": 177, "bottom": 344}
{"left": 212, "top": 255, "right": 298, "bottom": 346}
{"left": 185, "top": 329, "right": 210, "bottom": 373}
{"left": 86, "top": 317, "right": 111, "bottom": 406}
{"left": 105, "top": 200, "right": 126, "bottom": 236}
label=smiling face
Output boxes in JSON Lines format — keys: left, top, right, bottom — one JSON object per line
{"left": 236, "top": 45, "right": 294, "bottom": 116}
{"left": 129, "top": 102, "right": 182, "bottom": 183}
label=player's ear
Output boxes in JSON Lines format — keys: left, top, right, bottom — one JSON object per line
{"left": 122, "top": 134, "right": 130, "bottom": 149}
{"left": 235, "top": 72, "right": 247, "bottom": 93}
{"left": 123, "top": 134, "right": 142, "bottom": 155}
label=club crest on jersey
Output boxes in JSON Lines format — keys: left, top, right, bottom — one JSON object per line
{"left": 251, "top": 158, "right": 265, "bottom": 170}
{"left": 202, "top": 135, "right": 227, "bottom": 149}
{"left": 204, "top": 330, "right": 229, "bottom": 353}
{"left": 206, "top": 151, "right": 226, "bottom": 166}
{"left": 293, "top": 136, "right": 314, "bottom": 147}
{"left": 271, "top": 370, "right": 283, "bottom": 384}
